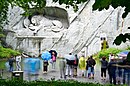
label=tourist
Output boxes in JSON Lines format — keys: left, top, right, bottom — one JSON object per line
{"left": 100, "top": 56, "right": 108, "bottom": 80}
{"left": 109, "top": 53, "right": 114, "bottom": 62}
{"left": 87, "top": 56, "right": 96, "bottom": 79}
{"left": 115, "top": 57, "right": 123, "bottom": 84}
{"left": 16, "top": 55, "right": 22, "bottom": 71}
{"left": 65, "top": 53, "right": 73, "bottom": 77}
{"left": 51, "top": 51, "right": 56, "bottom": 70}
{"left": 122, "top": 53, "right": 130, "bottom": 85}
{"left": 86, "top": 57, "right": 90, "bottom": 77}
{"left": 107, "top": 57, "right": 117, "bottom": 85}
{"left": 79, "top": 55, "right": 86, "bottom": 77}
{"left": 59, "top": 57, "right": 66, "bottom": 79}
{"left": 43, "top": 60, "right": 49, "bottom": 73}
{"left": 8, "top": 56, "right": 15, "bottom": 72}
{"left": 73, "top": 54, "right": 79, "bottom": 77}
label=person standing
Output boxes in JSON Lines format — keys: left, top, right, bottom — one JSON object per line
{"left": 86, "top": 57, "right": 90, "bottom": 77}
{"left": 122, "top": 57, "right": 130, "bottom": 85}
{"left": 87, "top": 56, "right": 96, "bottom": 79}
{"left": 43, "top": 60, "right": 49, "bottom": 73}
{"left": 59, "top": 57, "right": 66, "bottom": 79}
{"left": 16, "top": 55, "right": 22, "bottom": 71}
{"left": 109, "top": 53, "right": 114, "bottom": 62}
{"left": 79, "top": 55, "right": 86, "bottom": 77}
{"left": 100, "top": 56, "right": 108, "bottom": 80}
{"left": 107, "top": 57, "right": 117, "bottom": 85}
{"left": 65, "top": 53, "right": 73, "bottom": 77}
{"left": 51, "top": 52, "right": 56, "bottom": 70}
{"left": 8, "top": 56, "right": 15, "bottom": 72}
{"left": 73, "top": 54, "right": 79, "bottom": 77}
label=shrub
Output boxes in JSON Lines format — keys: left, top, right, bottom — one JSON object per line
{"left": 0, "top": 79, "right": 119, "bottom": 86}
{"left": 126, "top": 46, "right": 130, "bottom": 50}
{"left": 96, "top": 48, "right": 122, "bottom": 59}
{"left": 0, "top": 46, "right": 20, "bottom": 58}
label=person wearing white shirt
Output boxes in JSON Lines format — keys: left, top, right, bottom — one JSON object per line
{"left": 16, "top": 55, "right": 22, "bottom": 71}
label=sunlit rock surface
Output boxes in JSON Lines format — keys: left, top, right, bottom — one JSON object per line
{"left": 4, "top": 0, "right": 130, "bottom": 56}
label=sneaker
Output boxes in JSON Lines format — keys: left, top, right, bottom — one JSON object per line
{"left": 88, "top": 77, "right": 91, "bottom": 79}
{"left": 92, "top": 77, "right": 94, "bottom": 79}
{"left": 64, "top": 76, "right": 66, "bottom": 79}
{"left": 68, "top": 75, "right": 71, "bottom": 77}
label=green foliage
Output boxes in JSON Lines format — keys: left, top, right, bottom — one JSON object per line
{"left": 0, "top": 46, "right": 20, "bottom": 58}
{"left": 113, "top": 33, "right": 130, "bottom": 45}
{"left": 53, "top": 0, "right": 87, "bottom": 12}
{"left": 97, "top": 48, "right": 122, "bottom": 59}
{"left": 13, "top": 0, "right": 46, "bottom": 16}
{"left": 126, "top": 46, "right": 130, "bottom": 50}
{"left": 0, "top": 0, "right": 46, "bottom": 28}
{"left": 0, "top": 79, "right": 119, "bottom": 86}
{"left": 0, "top": 0, "right": 9, "bottom": 29}
{"left": 0, "top": 34, "right": 5, "bottom": 38}
{"left": 93, "top": 0, "right": 130, "bottom": 18}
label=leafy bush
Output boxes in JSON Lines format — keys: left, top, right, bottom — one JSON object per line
{"left": 0, "top": 79, "right": 119, "bottom": 86}
{"left": 96, "top": 48, "right": 122, "bottom": 59}
{"left": 126, "top": 46, "right": 130, "bottom": 50}
{"left": 0, "top": 46, "right": 20, "bottom": 58}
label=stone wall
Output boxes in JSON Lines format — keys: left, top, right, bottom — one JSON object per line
{"left": 4, "top": 0, "right": 130, "bottom": 56}
{"left": 52, "top": 0, "right": 130, "bottom": 56}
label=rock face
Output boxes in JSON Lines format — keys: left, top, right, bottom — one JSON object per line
{"left": 4, "top": 0, "right": 130, "bottom": 56}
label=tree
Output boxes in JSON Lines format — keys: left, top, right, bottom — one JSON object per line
{"left": 93, "top": 0, "right": 130, "bottom": 18}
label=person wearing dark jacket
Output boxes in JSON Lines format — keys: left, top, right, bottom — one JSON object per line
{"left": 73, "top": 54, "right": 79, "bottom": 77}
{"left": 122, "top": 58, "right": 130, "bottom": 85}
{"left": 86, "top": 57, "right": 90, "bottom": 77}
{"left": 8, "top": 56, "right": 15, "bottom": 72}
{"left": 100, "top": 56, "right": 108, "bottom": 80}
{"left": 107, "top": 58, "right": 117, "bottom": 85}
{"left": 87, "top": 56, "right": 96, "bottom": 79}
{"left": 43, "top": 60, "right": 49, "bottom": 73}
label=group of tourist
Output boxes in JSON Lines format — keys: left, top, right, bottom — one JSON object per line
{"left": 100, "top": 53, "right": 130, "bottom": 85}
{"left": 8, "top": 55, "right": 21, "bottom": 72}
{"left": 41, "top": 52, "right": 96, "bottom": 79}
{"left": 58, "top": 53, "right": 96, "bottom": 79}
{"left": 6, "top": 51, "right": 130, "bottom": 85}
{"left": 58, "top": 52, "right": 130, "bottom": 85}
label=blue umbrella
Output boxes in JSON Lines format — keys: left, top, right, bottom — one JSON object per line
{"left": 117, "top": 51, "right": 129, "bottom": 57}
{"left": 41, "top": 51, "right": 51, "bottom": 60}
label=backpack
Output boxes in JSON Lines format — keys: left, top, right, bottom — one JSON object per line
{"left": 74, "top": 59, "right": 76, "bottom": 64}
